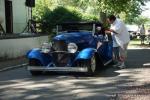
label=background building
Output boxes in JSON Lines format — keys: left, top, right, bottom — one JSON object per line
{"left": 0, "top": 0, "right": 31, "bottom": 33}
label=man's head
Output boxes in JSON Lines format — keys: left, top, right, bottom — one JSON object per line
{"left": 107, "top": 15, "right": 116, "bottom": 24}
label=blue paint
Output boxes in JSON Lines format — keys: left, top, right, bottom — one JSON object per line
{"left": 53, "top": 32, "right": 93, "bottom": 44}
{"left": 27, "top": 49, "right": 52, "bottom": 66}
{"left": 76, "top": 48, "right": 96, "bottom": 60}
{"left": 27, "top": 30, "right": 113, "bottom": 68}
{"left": 97, "top": 42, "right": 113, "bottom": 61}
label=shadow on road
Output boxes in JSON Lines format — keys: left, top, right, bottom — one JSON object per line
{"left": 126, "top": 49, "right": 150, "bottom": 68}
{"left": 0, "top": 48, "right": 150, "bottom": 100}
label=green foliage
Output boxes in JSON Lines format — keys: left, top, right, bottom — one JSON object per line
{"left": 120, "top": 12, "right": 150, "bottom": 25}
{"left": 32, "top": 0, "right": 52, "bottom": 21}
{"left": 133, "top": 16, "right": 150, "bottom": 25}
{"left": 65, "top": 0, "right": 148, "bottom": 24}
{"left": 33, "top": 0, "right": 149, "bottom": 33}
{"left": 35, "top": 6, "right": 98, "bottom": 33}
{"left": 82, "top": 14, "right": 99, "bottom": 21}
{"left": 41, "top": 7, "right": 83, "bottom": 33}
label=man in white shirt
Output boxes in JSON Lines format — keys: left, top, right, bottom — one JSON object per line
{"left": 105, "top": 15, "right": 130, "bottom": 68}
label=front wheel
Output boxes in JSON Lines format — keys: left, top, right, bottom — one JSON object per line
{"left": 87, "top": 56, "right": 97, "bottom": 76}
{"left": 29, "top": 59, "right": 42, "bottom": 76}
{"left": 30, "top": 71, "right": 42, "bottom": 76}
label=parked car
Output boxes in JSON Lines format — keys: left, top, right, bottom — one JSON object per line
{"left": 26, "top": 22, "right": 113, "bottom": 76}
{"left": 126, "top": 25, "right": 139, "bottom": 40}
{"left": 128, "top": 31, "right": 137, "bottom": 40}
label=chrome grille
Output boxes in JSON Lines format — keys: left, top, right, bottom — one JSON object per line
{"left": 52, "top": 40, "right": 69, "bottom": 67}
{"left": 52, "top": 40, "right": 67, "bottom": 51}
{"left": 52, "top": 52, "right": 70, "bottom": 67}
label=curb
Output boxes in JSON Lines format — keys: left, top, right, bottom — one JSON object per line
{"left": 0, "top": 63, "right": 28, "bottom": 72}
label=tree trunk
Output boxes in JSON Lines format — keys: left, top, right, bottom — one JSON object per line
{"left": 100, "top": 12, "right": 107, "bottom": 24}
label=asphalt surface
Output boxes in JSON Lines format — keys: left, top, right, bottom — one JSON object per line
{"left": 0, "top": 47, "right": 150, "bottom": 100}
{"left": 0, "top": 56, "right": 28, "bottom": 71}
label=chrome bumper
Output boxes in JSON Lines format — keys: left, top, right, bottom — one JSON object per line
{"left": 27, "top": 66, "right": 88, "bottom": 72}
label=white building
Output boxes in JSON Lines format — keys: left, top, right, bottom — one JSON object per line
{"left": 0, "top": 0, "right": 31, "bottom": 33}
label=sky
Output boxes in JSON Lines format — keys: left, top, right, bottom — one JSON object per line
{"left": 141, "top": 1, "right": 150, "bottom": 18}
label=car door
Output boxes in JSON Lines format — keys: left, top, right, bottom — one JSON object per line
{"left": 97, "top": 34, "right": 113, "bottom": 62}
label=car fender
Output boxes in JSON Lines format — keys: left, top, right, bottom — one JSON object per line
{"left": 27, "top": 49, "right": 51, "bottom": 66}
{"left": 75, "top": 48, "right": 96, "bottom": 60}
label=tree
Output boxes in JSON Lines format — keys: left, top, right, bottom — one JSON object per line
{"left": 61, "top": 0, "right": 148, "bottom": 24}
{"left": 96, "top": 0, "right": 148, "bottom": 24}
{"left": 32, "top": 0, "right": 52, "bottom": 21}
{"left": 84, "top": 0, "right": 148, "bottom": 23}
{"left": 133, "top": 16, "right": 150, "bottom": 26}
{"left": 33, "top": 0, "right": 149, "bottom": 25}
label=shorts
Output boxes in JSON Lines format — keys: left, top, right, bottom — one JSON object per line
{"left": 113, "top": 47, "right": 119, "bottom": 60}
{"left": 119, "top": 43, "right": 129, "bottom": 61}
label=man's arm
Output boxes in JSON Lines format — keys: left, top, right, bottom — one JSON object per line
{"left": 105, "top": 29, "right": 119, "bottom": 34}
{"left": 109, "top": 29, "right": 119, "bottom": 34}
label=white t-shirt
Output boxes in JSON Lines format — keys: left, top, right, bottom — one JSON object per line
{"left": 110, "top": 19, "right": 130, "bottom": 48}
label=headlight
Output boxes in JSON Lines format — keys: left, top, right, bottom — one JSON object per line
{"left": 41, "top": 42, "right": 52, "bottom": 53}
{"left": 67, "top": 43, "right": 78, "bottom": 53}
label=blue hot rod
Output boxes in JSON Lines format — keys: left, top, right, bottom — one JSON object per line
{"left": 27, "top": 22, "right": 113, "bottom": 75}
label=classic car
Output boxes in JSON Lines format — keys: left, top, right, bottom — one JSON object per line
{"left": 27, "top": 22, "right": 113, "bottom": 76}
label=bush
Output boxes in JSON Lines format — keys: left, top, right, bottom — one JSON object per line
{"left": 41, "top": 7, "right": 82, "bottom": 33}
{"left": 33, "top": 6, "right": 99, "bottom": 34}
{"left": 82, "top": 14, "right": 98, "bottom": 21}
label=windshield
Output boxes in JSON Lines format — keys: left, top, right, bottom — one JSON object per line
{"left": 58, "top": 24, "right": 93, "bottom": 32}
{"left": 57, "top": 22, "right": 102, "bottom": 33}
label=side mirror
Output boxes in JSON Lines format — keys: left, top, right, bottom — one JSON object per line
{"left": 96, "top": 27, "right": 101, "bottom": 31}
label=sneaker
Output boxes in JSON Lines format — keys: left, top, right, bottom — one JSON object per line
{"left": 117, "top": 62, "right": 126, "bottom": 69}
{"left": 113, "top": 62, "right": 121, "bottom": 67}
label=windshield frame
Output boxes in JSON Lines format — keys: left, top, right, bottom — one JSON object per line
{"left": 56, "top": 22, "right": 102, "bottom": 35}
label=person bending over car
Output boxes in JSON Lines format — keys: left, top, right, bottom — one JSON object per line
{"left": 105, "top": 15, "right": 130, "bottom": 69}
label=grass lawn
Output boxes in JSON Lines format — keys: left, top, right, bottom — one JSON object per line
{"left": 130, "top": 39, "right": 140, "bottom": 45}
{"left": 129, "top": 38, "right": 150, "bottom": 48}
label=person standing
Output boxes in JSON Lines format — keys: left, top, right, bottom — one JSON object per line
{"left": 105, "top": 15, "right": 130, "bottom": 68}
{"left": 147, "top": 29, "right": 150, "bottom": 45}
{"left": 139, "top": 24, "right": 145, "bottom": 44}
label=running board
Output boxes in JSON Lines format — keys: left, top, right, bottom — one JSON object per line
{"left": 104, "top": 59, "right": 112, "bottom": 66}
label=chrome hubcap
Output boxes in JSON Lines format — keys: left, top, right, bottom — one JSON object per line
{"left": 91, "top": 56, "right": 96, "bottom": 72}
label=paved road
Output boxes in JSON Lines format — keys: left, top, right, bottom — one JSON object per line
{"left": 0, "top": 48, "right": 150, "bottom": 100}
{"left": 0, "top": 57, "right": 27, "bottom": 70}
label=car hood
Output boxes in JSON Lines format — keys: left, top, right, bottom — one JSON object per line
{"left": 53, "top": 31, "right": 92, "bottom": 43}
